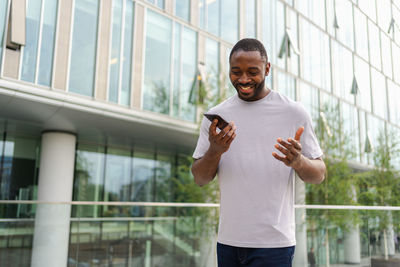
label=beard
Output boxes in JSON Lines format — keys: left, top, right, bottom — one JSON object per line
{"left": 234, "top": 78, "right": 266, "bottom": 102}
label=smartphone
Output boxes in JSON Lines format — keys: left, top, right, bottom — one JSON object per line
{"left": 204, "top": 113, "right": 229, "bottom": 130}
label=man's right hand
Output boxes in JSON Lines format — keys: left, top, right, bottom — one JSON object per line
{"left": 208, "top": 119, "right": 237, "bottom": 155}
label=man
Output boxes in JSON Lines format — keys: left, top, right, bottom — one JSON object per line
{"left": 191, "top": 38, "right": 325, "bottom": 266}
{"left": 308, "top": 247, "right": 316, "bottom": 267}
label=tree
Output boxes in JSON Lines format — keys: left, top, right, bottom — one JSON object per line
{"left": 306, "top": 103, "right": 360, "bottom": 265}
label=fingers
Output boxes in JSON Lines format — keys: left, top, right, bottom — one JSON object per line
{"left": 288, "top": 138, "right": 302, "bottom": 150}
{"left": 209, "top": 119, "right": 218, "bottom": 135}
{"left": 272, "top": 152, "right": 290, "bottom": 166}
{"left": 294, "top": 126, "right": 304, "bottom": 141}
{"left": 276, "top": 138, "right": 299, "bottom": 156}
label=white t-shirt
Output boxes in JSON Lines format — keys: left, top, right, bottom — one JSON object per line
{"left": 193, "top": 90, "right": 323, "bottom": 248}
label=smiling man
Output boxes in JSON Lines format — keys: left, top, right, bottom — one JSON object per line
{"left": 191, "top": 38, "right": 326, "bottom": 267}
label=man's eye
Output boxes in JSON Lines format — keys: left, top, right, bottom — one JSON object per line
{"left": 249, "top": 72, "right": 258, "bottom": 76}
{"left": 231, "top": 71, "right": 240, "bottom": 75}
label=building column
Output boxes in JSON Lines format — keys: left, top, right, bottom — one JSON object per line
{"left": 31, "top": 131, "right": 76, "bottom": 267}
{"left": 344, "top": 225, "right": 361, "bottom": 264}
{"left": 293, "top": 175, "right": 308, "bottom": 267}
{"left": 344, "top": 186, "right": 361, "bottom": 264}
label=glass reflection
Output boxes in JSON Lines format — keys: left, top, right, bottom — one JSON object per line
{"left": 0, "top": 134, "right": 39, "bottom": 218}
{"left": 143, "top": 10, "right": 172, "bottom": 114}
{"left": 301, "top": 18, "right": 330, "bottom": 91}
{"left": 388, "top": 80, "right": 400, "bottom": 125}
{"left": 205, "top": 38, "right": 219, "bottom": 105}
{"left": 69, "top": 0, "right": 99, "bottom": 96}
{"left": 331, "top": 40, "right": 354, "bottom": 103}
{"left": 108, "top": 0, "right": 134, "bottom": 105}
{"left": 221, "top": 0, "right": 238, "bottom": 43}
{"left": 37, "top": 0, "right": 57, "bottom": 86}
{"left": 368, "top": 21, "right": 382, "bottom": 70}
{"left": 20, "top": 0, "right": 42, "bottom": 83}
{"left": 299, "top": 82, "right": 319, "bottom": 128}
{"left": 370, "top": 68, "right": 387, "bottom": 120}
{"left": 175, "top": 0, "right": 190, "bottom": 21}
{"left": 336, "top": 0, "right": 354, "bottom": 50}
{"left": 354, "top": 56, "right": 371, "bottom": 112}
{"left": 73, "top": 144, "right": 105, "bottom": 218}
{"left": 245, "top": 0, "right": 256, "bottom": 38}
{"left": 354, "top": 8, "right": 369, "bottom": 61}
{"left": 0, "top": 0, "right": 7, "bottom": 69}
{"left": 341, "top": 102, "right": 360, "bottom": 161}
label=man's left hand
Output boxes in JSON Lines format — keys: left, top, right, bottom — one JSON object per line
{"left": 272, "top": 127, "right": 304, "bottom": 169}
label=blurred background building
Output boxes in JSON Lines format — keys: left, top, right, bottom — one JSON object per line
{"left": 0, "top": 0, "right": 400, "bottom": 266}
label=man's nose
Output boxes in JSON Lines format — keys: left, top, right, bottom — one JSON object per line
{"left": 238, "top": 74, "right": 250, "bottom": 84}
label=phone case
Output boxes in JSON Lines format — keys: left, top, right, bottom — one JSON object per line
{"left": 204, "top": 113, "right": 229, "bottom": 130}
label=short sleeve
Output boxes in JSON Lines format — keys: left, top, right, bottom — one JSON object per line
{"left": 300, "top": 111, "right": 323, "bottom": 159}
{"left": 192, "top": 117, "right": 212, "bottom": 159}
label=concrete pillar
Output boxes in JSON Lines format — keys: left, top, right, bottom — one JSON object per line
{"left": 344, "top": 225, "right": 361, "bottom": 264}
{"left": 31, "top": 131, "right": 76, "bottom": 267}
{"left": 344, "top": 186, "right": 361, "bottom": 264}
{"left": 293, "top": 175, "right": 308, "bottom": 267}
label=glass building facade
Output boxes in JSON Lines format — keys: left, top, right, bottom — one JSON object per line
{"left": 1, "top": 0, "right": 400, "bottom": 266}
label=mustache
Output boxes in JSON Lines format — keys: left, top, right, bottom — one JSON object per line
{"left": 235, "top": 82, "right": 255, "bottom": 87}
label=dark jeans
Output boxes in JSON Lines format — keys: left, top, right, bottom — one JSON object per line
{"left": 217, "top": 242, "right": 295, "bottom": 267}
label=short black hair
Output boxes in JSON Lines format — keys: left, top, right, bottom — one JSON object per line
{"left": 229, "top": 38, "right": 268, "bottom": 62}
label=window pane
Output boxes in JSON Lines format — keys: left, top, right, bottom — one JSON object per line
{"left": 299, "top": 81, "right": 319, "bottom": 127}
{"left": 388, "top": 80, "right": 400, "bottom": 125}
{"left": 393, "top": 43, "right": 400, "bottom": 84}
{"left": 69, "top": 0, "right": 99, "bottom": 96}
{"left": 336, "top": 0, "right": 354, "bottom": 50}
{"left": 354, "top": 8, "right": 369, "bottom": 61}
{"left": 276, "top": 71, "right": 296, "bottom": 100}
{"left": 288, "top": 9, "right": 299, "bottom": 76}
{"left": 393, "top": 5, "right": 400, "bottom": 45}
{"left": 179, "top": 27, "right": 197, "bottom": 121}
{"left": 120, "top": 0, "right": 134, "bottom": 106}
{"left": 0, "top": 134, "right": 40, "bottom": 218}
{"left": 147, "top": 0, "right": 164, "bottom": 9}
{"left": 297, "top": 0, "right": 326, "bottom": 31}
{"left": 262, "top": 0, "right": 285, "bottom": 68}
{"left": 354, "top": 56, "right": 371, "bottom": 111}
{"left": 154, "top": 154, "right": 174, "bottom": 202}
{"left": 73, "top": 144, "right": 105, "bottom": 217}
{"left": 341, "top": 101, "right": 360, "bottom": 161}
{"left": 245, "top": 0, "right": 256, "bottom": 38}
{"left": 0, "top": 0, "right": 7, "bottom": 69}
{"left": 172, "top": 23, "right": 181, "bottom": 118}
{"left": 359, "top": 0, "right": 376, "bottom": 22}
{"left": 331, "top": 40, "right": 354, "bottom": 103}
{"left": 221, "top": 0, "right": 238, "bottom": 43}
{"left": 132, "top": 151, "right": 155, "bottom": 202}
{"left": 205, "top": 38, "right": 219, "bottom": 105}
{"left": 199, "top": 0, "right": 205, "bottom": 29}
{"left": 371, "top": 68, "right": 387, "bottom": 119}
{"left": 143, "top": 11, "right": 172, "bottom": 114}
{"left": 37, "top": 0, "right": 58, "bottom": 86}
{"left": 367, "top": 114, "right": 385, "bottom": 156}
{"left": 175, "top": 0, "right": 190, "bottom": 21}
{"left": 301, "top": 18, "right": 331, "bottom": 91}
{"left": 207, "top": 0, "right": 220, "bottom": 36}
{"left": 377, "top": 0, "right": 391, "bottom": 31}
{"left": 20, "top": 0, "right": 42, "bottom": 83}
{"left": 325, "top": 0, "right": 336, "bottom": 36}
{"left": 381, "top": 33, "right": 392, "bottom": 78}
{"left": 368, "top": 20, "right": 382, "bottom": 70}
{"left": 108, "top": 0, "right": 123, "bottom": 103}
{"left": 103, "top": 148, "right": 132, "bottom": 204}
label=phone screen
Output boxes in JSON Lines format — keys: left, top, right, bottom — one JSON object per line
{"left": 204, "top": 113, "right": 229, "bottom": 130}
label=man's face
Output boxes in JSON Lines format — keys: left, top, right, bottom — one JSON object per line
{"left": 229, "top": 50, "right": 270, "bottom": 101}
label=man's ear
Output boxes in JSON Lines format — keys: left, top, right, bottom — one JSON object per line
{"left": 265, "top": 62, "right": 271, "bottom": 76}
